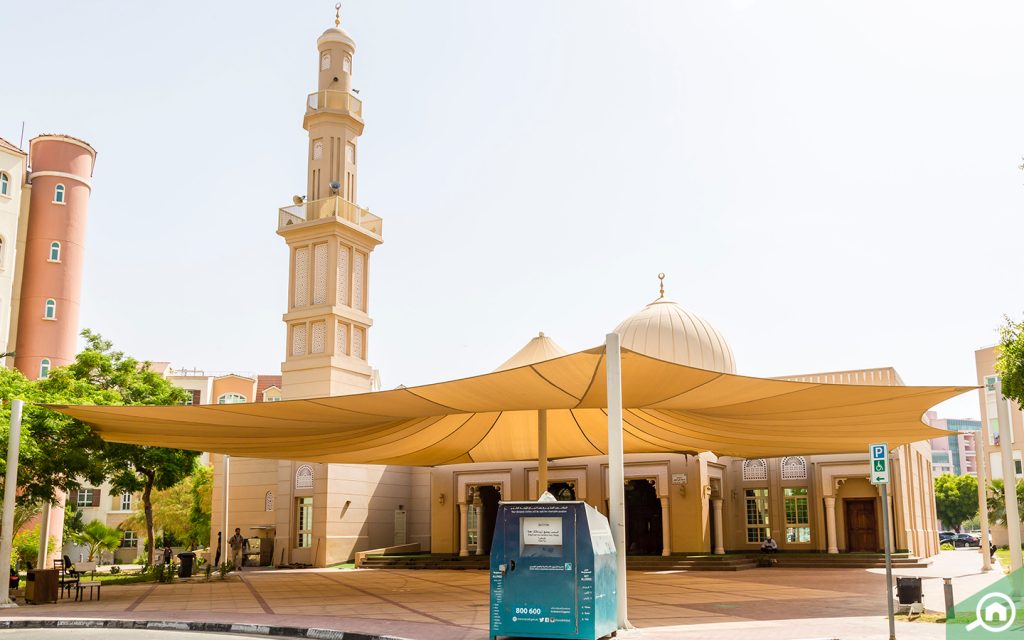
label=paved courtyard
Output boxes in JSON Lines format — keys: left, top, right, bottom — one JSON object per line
{"left": 0, "top": 551, "right": 1000, "bottom": 640}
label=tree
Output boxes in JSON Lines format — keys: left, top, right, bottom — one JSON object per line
{"left": 188, "top": 465, "right": 212, "bottom": 549}
{"left": 934, "top": 473, "right": 979, "bottom": 531}
{"left": 120, "top": 465, "right": 211, "bottom": 549}
{"left": 997, "top": 315, "right": 1024, "bottom": 405}
{"left": 60, "top": 331, "right": 199, "bottom": 566}
{"left": 987, "top": 478, "right": 1024, "bottom": 526}
{"left": 68, "top": 519, "right": 121, "bottom": 562}
{"left": 0, "top": 366, "right": 108, "bottom": 509}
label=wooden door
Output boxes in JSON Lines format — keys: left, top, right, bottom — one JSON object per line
{"left": 844, "top": 499, "right": 878, "bottom": 552}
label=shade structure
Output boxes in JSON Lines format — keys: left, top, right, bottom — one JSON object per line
{"left": 49, "top": 347, "right": 973, "bottom": 465}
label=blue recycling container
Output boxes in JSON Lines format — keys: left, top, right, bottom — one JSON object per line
{"left": 489, "top": 500, "right": 617, "bottom": 640}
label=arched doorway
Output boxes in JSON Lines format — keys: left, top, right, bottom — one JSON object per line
{"left": 625, "top": 479, "right": 662, "bottom": 555}
{"left": 477, "top": 485, "right": 501, "bottom": 554}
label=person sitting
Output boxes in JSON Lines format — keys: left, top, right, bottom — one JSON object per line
{"left": 760, "top": 536, "right": 778, "bottom": 554}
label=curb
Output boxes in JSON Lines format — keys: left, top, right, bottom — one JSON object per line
{"left": 0, "top": 618, "right": 411, "bottom": 639}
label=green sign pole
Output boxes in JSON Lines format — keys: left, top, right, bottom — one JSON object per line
{"left": 881, "top": 481, "right": 895, "bottom": 640}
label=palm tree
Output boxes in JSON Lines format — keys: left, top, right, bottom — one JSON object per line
{"left": 987, "top": 479, "right": 1024, "bottom": 525}
{"left": 68, "top": 520, "right": 122, "bottom": 562}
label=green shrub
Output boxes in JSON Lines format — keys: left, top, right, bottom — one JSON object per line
{"left": 109, "top": 566, "right": 121, "bottom": 575}
{"left": 11, "top": 527, "right": 55, "bottom": 569}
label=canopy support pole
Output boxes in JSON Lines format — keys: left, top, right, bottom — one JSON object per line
{"left": 606, "top": 333, "right": 629, "bottom": 629}
{"left": 0, "top": 399, "right": 23, "bottom": 607}
{"left": 976, "top": 422, "right": 992, "bottom": 572}
{"left": 222, "top": 454, "right": 230, "bottom": 568}
{"left": 996, "top": 392, "right": 1023, "bottom": 585}
{"left": 537, "top": 409, "right": 548, "bottom": 496}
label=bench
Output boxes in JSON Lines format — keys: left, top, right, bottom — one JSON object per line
{"left": 75, "top": 581, "right": 101, "bottom": 601}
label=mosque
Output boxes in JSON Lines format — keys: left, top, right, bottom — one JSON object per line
{"left": 204, "top": 12, "right": 940, "bottom": 567}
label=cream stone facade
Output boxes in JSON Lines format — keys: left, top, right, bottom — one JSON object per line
{"left": 975, "top": 345, "right": 1024, "bottom": 546}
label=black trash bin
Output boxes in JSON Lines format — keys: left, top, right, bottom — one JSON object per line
{"left": 177, "top": 552, "right": 197, "bottom": 578}
{"left": 896, "top": 577, "right": 923, "bottom": 605}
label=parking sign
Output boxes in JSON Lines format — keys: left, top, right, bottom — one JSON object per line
{"left": 869, "top": 443, "right": 888, "bottom": 485}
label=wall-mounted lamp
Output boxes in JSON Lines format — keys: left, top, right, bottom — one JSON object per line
{"left": 701, "top": 485, "right": 712, "bottom": 499}
{"left": 438, "top": 493, "right": 446, "bottom": 505}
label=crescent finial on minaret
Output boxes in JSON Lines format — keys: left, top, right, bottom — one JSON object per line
{"left": 658, "top": 272, "right": 666, "bottom": 299}
{"left": 335, "top": 2, "right": 341, "bottom": 27}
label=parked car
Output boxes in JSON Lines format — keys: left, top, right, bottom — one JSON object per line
{"left": 954, "top": 533, "right": 980, "bottom": 548}
{"left": 939, "top": 531, "right": 957, "bottom": 545}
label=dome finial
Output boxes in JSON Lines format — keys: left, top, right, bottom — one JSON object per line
{"left": 334, "top": 2, "right": 342, "bottom": 27}
{"left": 658, "top": 272, "right": 666, "bottom": 299}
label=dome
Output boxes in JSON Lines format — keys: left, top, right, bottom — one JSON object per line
{"left": 614, "top": 281, "right": 735, "bottom": 373}
{"left": 494, "top": 332, "right": 568, "bottom": 372}
{"left": 318, "top": 27, "right": 356, "bottom": 50}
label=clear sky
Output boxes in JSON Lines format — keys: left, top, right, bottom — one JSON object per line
{"left": 3, "top": 1, "right": 1022, "bottom": 420}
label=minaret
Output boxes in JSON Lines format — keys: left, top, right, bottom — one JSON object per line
{"left": 278, "top": 4, "right": 381, "bottom": 400}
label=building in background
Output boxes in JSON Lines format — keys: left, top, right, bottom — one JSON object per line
{"left": 0, "top": 137, "right": 29, "bottom": 360}
{"left": 975, "top": 346, "right": 1024, "bottom": 545}
{"left": 0, "top": 132, "right": 96, "bottom": 566}
{"left": 926, "top": 411, "right": 980, "bottom": 477}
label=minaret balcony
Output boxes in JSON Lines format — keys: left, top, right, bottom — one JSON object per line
{"left": 279, "top": 195, "right": 382, "bottom": 238}
{"left": 306, "top": 90, "right": 363, "bottom": 119}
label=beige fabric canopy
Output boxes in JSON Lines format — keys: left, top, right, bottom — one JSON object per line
{"left": 50, "top": 347, "right": 972, "bottom": 465}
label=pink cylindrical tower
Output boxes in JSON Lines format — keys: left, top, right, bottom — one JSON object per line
{"left": 14, "top": 134, "right": 96, "bottom": 379}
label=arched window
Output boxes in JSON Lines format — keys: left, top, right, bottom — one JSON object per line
{"left": 217, "top": 393, "right": 247, "bottom": 404}
{"left": 44, "top": 298, "right": 56, "bottom": 319}
{"left": 39, "top": 358, "right": 51, "bottom": 379}
{"left": 265, "top": 491, "right": 274, "bottom": 512}
{"left": 49, "top": 241, "right": 61, "bottom": 262}
{"left": 53, "top": 184, "right": 65, "bottom": 204}
{"left": 295, "top": 464, "right": 314, "bottom": 490}
{"left": 742, "top": 458, "right": 768, "bottom": 482}
{"left": 781, "top": 456, "right": 807, "bottom": 480}
{"left": 0, "top": 173, "right": 9, "bottom": 196}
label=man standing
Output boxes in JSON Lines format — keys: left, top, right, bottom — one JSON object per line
{"left": 229, "top": 528, "right": 245, "bottom": 570}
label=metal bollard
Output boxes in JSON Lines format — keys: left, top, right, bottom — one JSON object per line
{"left": 944, "top": 577, "right": 955, "bottom": 619}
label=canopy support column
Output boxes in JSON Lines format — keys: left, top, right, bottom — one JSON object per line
{"left": 0, "top": 400, "right": 23, "bottom": 607}
{"left": 537, "top": 409, "right": 548, "bottom": 496}
{"left": 976, "top": 423, "right": 992, "bottom": 571}
{"left": 222, "top": 454, "right": 230, "bottom": 567}
{"left": 606, "top": 333, "right": 629, "bottom": 630}
{"left": 996, "top": 392, "right": 1023, "bottom": 580}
